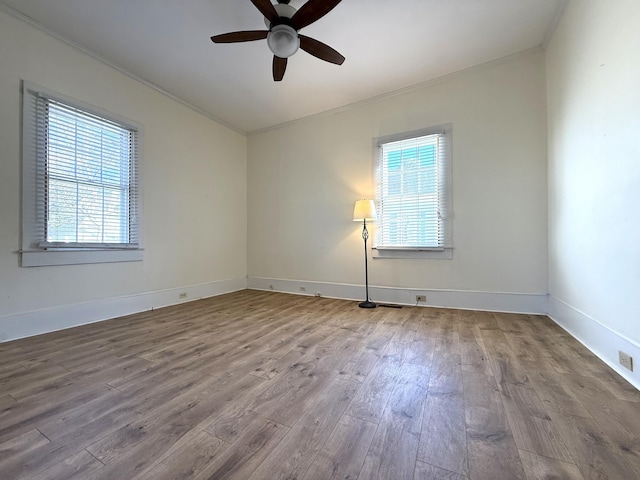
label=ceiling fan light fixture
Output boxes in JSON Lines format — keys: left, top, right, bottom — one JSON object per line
{"left": 211, "top": 0, "right": 344, "bottom": 81}
{"left": 267, "top": 24, "right": 300, "bottom": 58}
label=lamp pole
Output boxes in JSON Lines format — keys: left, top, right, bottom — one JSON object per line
{"left": 359, "top": 218, "right": 376, "bottom": 308}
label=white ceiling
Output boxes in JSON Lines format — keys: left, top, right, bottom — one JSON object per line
{"left": 1, "top": 0, "right": 565, "bottom": 133}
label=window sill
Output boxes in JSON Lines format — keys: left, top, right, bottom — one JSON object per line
{"left": 372, "top": 247, "right": 453, "bottom": 260}
{"left": 21, "top": 249, "right": 143, "bottom": 267}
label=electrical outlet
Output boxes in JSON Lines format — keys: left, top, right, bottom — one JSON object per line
{"left": 178, "top": 292, "right": 187, "bottom": 299}
{"left": 416, "top": 295, "right": 427, "bottom": 303}
{"left": 299, "top": 286, "right": 306, "bottom": 292}
{"left": 619, "top": 351, "right": 633, "bottom": 371}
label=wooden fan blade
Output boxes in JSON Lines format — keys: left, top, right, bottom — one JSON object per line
{"left": 251, "top": 0, "right": 279, "bottom": 23}
{"left": 273, "top": 56, "right": 287, "bottom": 81}
{"left": 290, "top": 0, "right": 342, "bottom": 30}
{"left": 299, "top": 35, "right": 345, "bottom": 65}
{"left": 211, "top": 30, "right": 268, "bottom": 43}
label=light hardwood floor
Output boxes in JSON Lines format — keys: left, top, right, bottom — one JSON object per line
{"left": 0, "top": 290, "right": 638, "bottom": 480}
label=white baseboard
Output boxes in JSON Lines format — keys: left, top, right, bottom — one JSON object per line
{"left": 548, "top": 296, "right": 640, "bottom": 390}
{"left": 246, "top": 276, "right": 547, "bottom": 314}
{"left": 0, "top": 277, "right": 247, "bottom": 343}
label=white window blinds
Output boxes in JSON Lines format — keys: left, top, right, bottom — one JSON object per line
{"left": 375, "top": 125, "right": 451, "bottom": 250}
{"left": 34, "top": 95, "right": 140, "bottom": 249}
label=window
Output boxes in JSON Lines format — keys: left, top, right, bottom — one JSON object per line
{"left": 21, "top": 81, "right": 142, "bottom": 267}
{"left": 374, "top": 124, "right": 452, "bottom": 259}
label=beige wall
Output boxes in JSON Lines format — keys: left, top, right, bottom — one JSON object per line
{"left": 247, "top": 51, "right": 548, "bottom": 296}
{"left": 547, "top": 0, "right": 640, "bottom": 347}
{"left": 0, "top": 10, "right": 247, "bottom": 332}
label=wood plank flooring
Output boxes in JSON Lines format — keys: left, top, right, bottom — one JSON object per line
{"left": 0, "top": 290, "right": 638, "bottom": 480}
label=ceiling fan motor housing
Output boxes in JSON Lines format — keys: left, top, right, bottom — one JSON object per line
{"left": 264, "top": 2, "right": 296, "bottom": 27}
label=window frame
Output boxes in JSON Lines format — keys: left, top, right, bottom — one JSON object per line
{"left": 21, "top": 81, "right": 143, "bottom": 267}
{"left": 372, "top": 124, "right": 452, "bottom": 260}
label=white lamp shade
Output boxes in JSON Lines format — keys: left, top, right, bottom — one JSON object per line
{"left": 353, "top": 199, "right": 377, "bottom": 221}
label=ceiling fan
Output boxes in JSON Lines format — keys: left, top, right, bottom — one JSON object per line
{"left": 211, "top": 0, "right": 345, "bottom": 81}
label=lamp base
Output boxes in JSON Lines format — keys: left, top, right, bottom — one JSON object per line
{"left": 358, "top": 301, "right": 377, "bottom": 309}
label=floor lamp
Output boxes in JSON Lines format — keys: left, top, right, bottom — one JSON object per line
{"left": 353, "top": 199, "right": 376, "bottom": 308}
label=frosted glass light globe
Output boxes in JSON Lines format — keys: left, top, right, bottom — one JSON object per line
{"left": 267, "top": 24, "right": 300, "bottom": 58}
